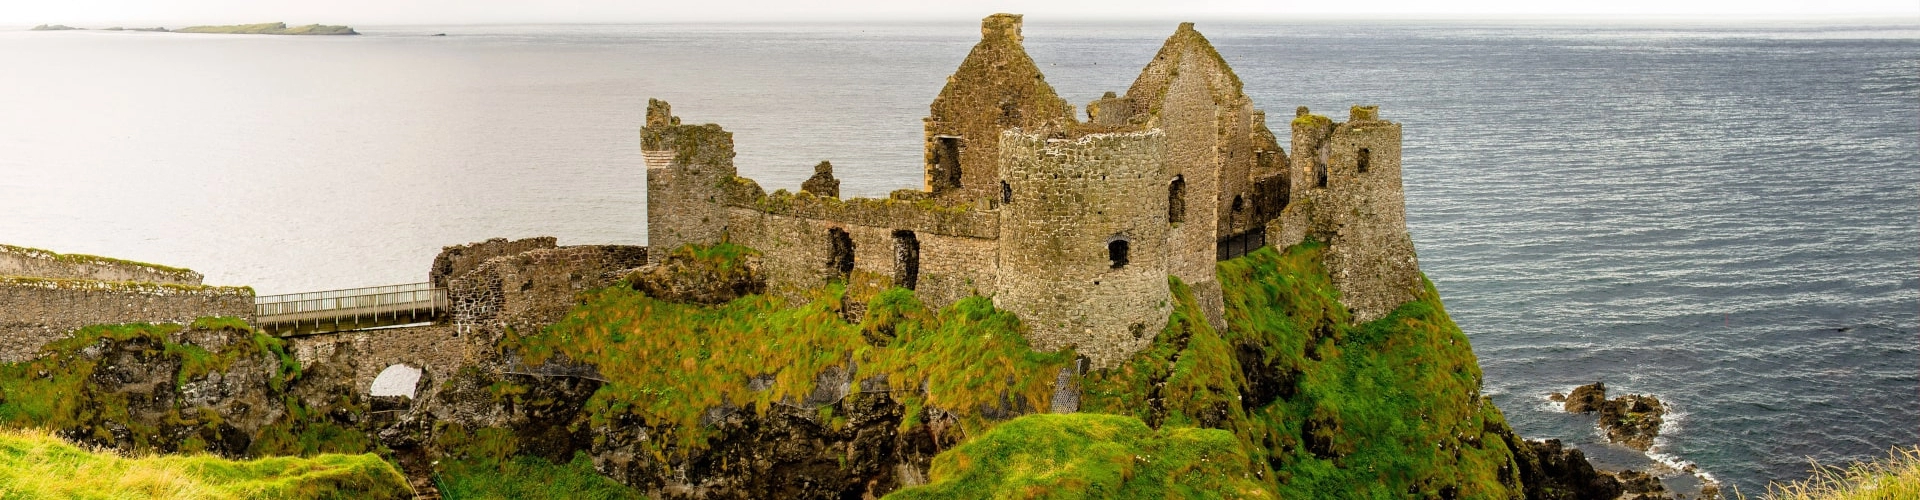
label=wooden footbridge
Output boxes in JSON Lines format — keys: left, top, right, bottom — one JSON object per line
{"left": 254, "top": 283, "right": 448, "bottom": 336}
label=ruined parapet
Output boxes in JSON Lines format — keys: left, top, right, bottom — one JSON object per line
{"left": 428, "top": 237, "right": 558, "bottom": 288}
{"left": 447, "top": 245, "right": 647, "bottom": 338}
{"left": 1273, "top": 106, "right": 1419, "bottom": 322}
{"left": 922, "top": 13, "right": 1076, "bottom": 204}
{"left": 0, "top": 277, "right": 254, "bottom": 362}
{"left": 644, "top": 99, "right": 737, "bottom": 264}
{"left": 1085, "top": 91, "right": 1133, "bottom": 126}
{"left": 994, "top": 128, "right": 1172, "bottom": 368}
{"left": 0, "top": 244, "right": 203, "bottom": 285}
{"left": 800, "top": 161, "right": 840, "bottom": 198}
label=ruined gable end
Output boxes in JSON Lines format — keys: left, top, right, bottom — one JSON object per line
{"left": 922, "top": 13, "right": 1076, "bottom": 204}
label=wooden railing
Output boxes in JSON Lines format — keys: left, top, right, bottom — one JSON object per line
{"left": 255, "top": 283, "right": 447, "bottom": 336}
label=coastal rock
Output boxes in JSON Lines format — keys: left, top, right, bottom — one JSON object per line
{"left": 1507, "top": 438, "right": 1625, "bottom": 500}
{"left": 800, "top": 161, "right": 840, "bottom": 198}
{"left": 1562, "top": 382, "right": 1667, "bottom": 451}
{"left": 1611, "top": 469, "right": 1673, "bottom": 499}
{"left": 629, "top": 245, "right": 765, "bottom": 305}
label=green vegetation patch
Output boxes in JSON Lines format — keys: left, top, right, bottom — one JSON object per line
{"left": 509, "top": 271, "right": 1071, "bottom": 455}
{"left": 886, "top": 413, "right": 1271, "bottom": 499}
{"left": 0, "top": 428, "right": 407, "bottom": 499}
{"left": 435, "top": 452, "right": 646, "bottom": 500}
{"left": 1766, "top": 445, "right": 1920, "bottom": 500}
{"left": 1080, "top": 241, "right": 1522, "bottom": 498}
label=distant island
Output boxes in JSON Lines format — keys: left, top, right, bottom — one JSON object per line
{"left": 28, "top": 22, "right": 357, "bottom": 35}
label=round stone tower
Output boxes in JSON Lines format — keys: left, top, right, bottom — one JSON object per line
{"left": 994, "top": 128, "right": 1173, "bottom": 368}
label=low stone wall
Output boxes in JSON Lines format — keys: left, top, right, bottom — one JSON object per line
{"left": 724, "top": 208, "right": 999, "bottom": 311}
{"left": 429, "top": 237, "right": 558, "bottom": 288}
{"left": 0, "top": 277, "right": 254, "bottom": 362}
{"left": 0, "top": 244, "right": 203, "bottom": 285}
{"left": 729, "top": 188, "right": 1000, "bottom": 240}
{"left": 449, "top": 245, "right": 648, "bottom": 336}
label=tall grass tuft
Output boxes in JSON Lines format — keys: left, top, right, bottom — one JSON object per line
{"left": 0, "top": 427, "right": 409, "bottom": 499}
{"left": 1761, "top": 446, "right": 1920, "bottom": 500}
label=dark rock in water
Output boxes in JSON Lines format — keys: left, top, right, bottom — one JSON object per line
{"left": 1613, "top": 469, "right": 1672, "bottom": 499}
{"left": 1562, "top": 382, "right": 1667, "bottom": 451}
{"left": 800, "top": 161, "right": 840, "bottom": 198}
{"left": 1507, "top": 438, "right": 1625, "bottom": 500}
{"left": 432, "top": 33, "right": 447, "bottom": 36}
{"left": 1549, "top": 392, "right": 1567, "bottom": 402}
{"left": 630, "top": 245, "right": 766, "bottom": 305}
{"left": 1564, "top": 382, "right": 1608, "bottom": 413}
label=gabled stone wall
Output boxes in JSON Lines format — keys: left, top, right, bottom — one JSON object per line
{"left": 921, "top": 13, "right": 1077, "bottom": 204}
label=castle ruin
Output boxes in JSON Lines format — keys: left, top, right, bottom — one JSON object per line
{"left": 646, "top": 14, "right": 1422, "bottom": 367}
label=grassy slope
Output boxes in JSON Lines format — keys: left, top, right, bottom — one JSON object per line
{"left": 0, "top": 428, "right": 406, "bottom": 499}
{"left": 436, "top": 452, "right": 645, "bottom": 500}
{"left": 1761, "top": 446, "right": 1920, "bottom": 500}
{"left": 885, "top": 413, "right": 1274, "bottom": 499}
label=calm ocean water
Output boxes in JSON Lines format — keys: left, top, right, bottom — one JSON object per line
{"left": 1, "top": 20, "right": 1914, "bottom": 493}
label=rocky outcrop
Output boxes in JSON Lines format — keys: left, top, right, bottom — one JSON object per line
{"left": 1505, "top": 437, "right": 1626, "bottom": 500}
{"left": 629, "top": 245, "right": 765, "bottom": 305}
{"left": 1563, "top": 382, "right": 1666, "bottom": 451}
{"left": 800, "top": 161, "right": 840, "bottom": 198}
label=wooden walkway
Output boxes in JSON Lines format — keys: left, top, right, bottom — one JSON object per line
{"left": 255, "top": 283, "right": 447, "bottom": 336}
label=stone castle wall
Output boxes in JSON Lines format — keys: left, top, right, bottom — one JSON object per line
{"left": 644, "top": 100, "right": 738, "bottom": 264}
{"left": 287, "top": 324, "right": 471, "bottom": 399}
{"left": 994, "top": 130, "right": 1172, "bottom": 368}
{"left": 430, "top": 237, "right": 558, "bottom": 288}
{"left": 724, "top": 207, "right": 1001, "bottom": 310}
{"left": 448, "top": 245, "right": 648, "bottom": 337}
{"left": 1274, "top": 107, "right": 1420, "bottom": 322}
{"left": 0, "top": 244, "right": 204, "bottom": 285}
{"left": 921, "top": 14, "right": 1076, "bottom": 203}
{"left": 0, "top": 278, "right": 253, "bottom": 362}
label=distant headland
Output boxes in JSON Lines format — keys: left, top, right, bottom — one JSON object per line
{"left": 29, "top": 22, "right": 358, "bottom": 35}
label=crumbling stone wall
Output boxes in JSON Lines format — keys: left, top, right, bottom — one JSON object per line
{"left": 429, "top": 237, "right": 557, "bottom": 288}
{"left": 448, "top": 245, "right": 647, "bottom": 337}
{"left": 0, "top": 244, "right": 203, "bottom": 285}
{"left": 994, "top": 129, "right": 1172, "bottom": 368}
{"left": 644, "top": 99, "right": 737, "bottom": 264}
{"left": 724, "top": 207, "right": 1000, "bottom": 310}
{"left": 922, "top": 13, "right": 1076, "bottom": 204}
{"left": 0, "top": 278, "right": 253, "bottom": 362}
{"left": 1273, "top": 106, "right": 1420, "bottom": 322}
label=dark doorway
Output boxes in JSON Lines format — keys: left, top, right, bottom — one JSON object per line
{"left": 1315, "top": 158, "right": 1329, "bottom": 188}
{"left": 1108, "top": 239, "right": 1130, "bottom": 269}
{"left": 828, "top": 228, "right": 855, "bottom": 278}
{"left": 934, "top": 136, "right": 964, "bottom": 192}
{"left": 892, "top": 230, "right": 920, "bottom": 290}
{"left": 1357, "top": 148, "right": 1371, "bottom": 173}
{"left": 1000, "top": 181, "right": 1012, "bottom": 204}
{"left": 1168, "top": 175, "right": 1186, "bottom": 224}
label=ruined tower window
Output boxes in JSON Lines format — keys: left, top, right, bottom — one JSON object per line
{"left": 1167, "top": 176, "right": 1186, "bottom": 224}
{"left": 934, "top": 136, "right": 964, "bottom": 192}
{"left": 1357, "top": 148, "right": 1371, "bottom": 173}
{"left": 1232, "top": 195, "right": 1245, "bottom": 212}
{"left": 1108, "top": 239, "right": 1130, "bottom": 269}
{"left": 828, "top": 228, "right": 855, "bottom": 278}
{"left": 1000, "top": 180, "right": 1012, "bottom": 203}
{"left": 892, "top": 230, "right": 919, "bottom": 290}
{"left": 1315, "top": 160, "right": 1329, "bottom": 189}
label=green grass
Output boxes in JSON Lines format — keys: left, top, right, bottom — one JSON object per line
{"left": 435, "top": 452, "right": 646, "bottom": 500}
{"left": 506, "top": 276, "right": 1072, "bottom": 456}
{"left": 1757, "top": 446, "right": 1920, "bottom": 500}
{"left": 886, "top": 413, "right": 1272, "bottom": 499}
{"left": 1079, "top": 241, "right": 1521, "bottom": 498}
{"left": 0, "top": 427, "right": 408, "bottom": 499}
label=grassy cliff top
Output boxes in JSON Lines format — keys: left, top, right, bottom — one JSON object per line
{"left": 173, "top": 23, "right": 357, "bottom": 35}
{"left": 0, "top": 428, "right": 407, "bottom": 499}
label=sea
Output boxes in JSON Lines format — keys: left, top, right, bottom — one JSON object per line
{"left": 1, "top": 19, "right": 1914, "bottom": 494}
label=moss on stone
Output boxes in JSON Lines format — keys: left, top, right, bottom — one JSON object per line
{"left": 0, "top": 244, "right": 198, "bottom": 278}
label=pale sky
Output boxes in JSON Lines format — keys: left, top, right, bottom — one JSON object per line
{"left": 4, "top": 0, "right": 1916, "bottom": 26}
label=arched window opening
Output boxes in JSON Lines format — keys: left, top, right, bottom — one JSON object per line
{"left": 1000, "top": 180, "right": 1012, "bottom": 204}
{"left": 892, "top": 230, "right": 919, "bottom": 290}
{"left": 1167, "top": 175, "right": 1186, "bottom": 224}
{"left": 827, "top": 228, "right": 855, "bottom": 278}
{"left": 1232, "top": 194, "right": 1245, "bottom": 212}
{"left": 1357, "top": 148, "right": 1371, "bottom": 173}
{"left": 1108, "top": 239, "right": 1130, "bottom": 269}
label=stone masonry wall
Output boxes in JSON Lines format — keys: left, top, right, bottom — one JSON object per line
{"left": 287, "top": 324, "right": 472, "bottom": 400}
{"left": 644, "top": 100, "right": 738, "bottom": 263}
{"left": 994, "top": 129, "right": 1172, "bottom": 368}
{"left": 0, "top": 244, "right": 203, "bottom": 285}
{"left": 0, "top": 278, "right": 253, "bottom": 362}
{"left": 448, "top": 245, "right": 648, "bottom": 337}
{"left": 1274, "top": 107, "right": 1420, "bottom": 323}
{"left": 724, "top": 207, "right": 1000, "bottom": 311}
{"left": 922, "top": 14, "right": 1077, "bottom": 204}
{"left": 429, "top": 237, "right": 558, "bottom": 288}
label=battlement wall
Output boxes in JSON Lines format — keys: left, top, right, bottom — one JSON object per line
{"left": 429, "top": 237, "right": 558, "bottom": 288}
{"left": 0, "top": 244, "right": 203, "bottom": 285}
{"left": 0, "top": 277, "right": 253, "bottom": 362}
